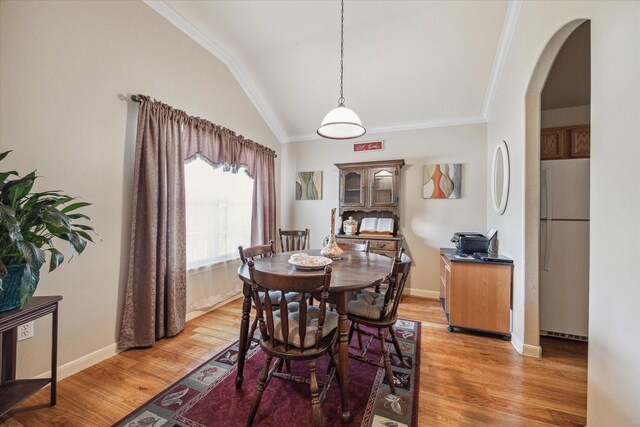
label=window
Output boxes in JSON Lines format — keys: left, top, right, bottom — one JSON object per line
{"left": 185, "top": 158, "right": 253, "bottom": 269}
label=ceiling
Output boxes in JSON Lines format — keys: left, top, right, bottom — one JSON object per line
{"left": 542, "top": 21, "right": 590, "bottom": 110}
{"left": 147, "top": 1, "right": 516, "bottom": 143}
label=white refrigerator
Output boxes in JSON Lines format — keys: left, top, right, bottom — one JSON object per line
{"left": 540, "top": 159, "right": 590, "bottom": 340}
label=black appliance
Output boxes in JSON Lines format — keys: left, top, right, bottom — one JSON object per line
{"left": 451, "top": 232, "right": 489, "bottom": 254}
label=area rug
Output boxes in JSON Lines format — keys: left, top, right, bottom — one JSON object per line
{"left": 115, "top": 319, "right": 420, "bottom": 427}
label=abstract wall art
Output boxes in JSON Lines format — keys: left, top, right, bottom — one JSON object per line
{"left": 295, "top": 171, "right": 323, "bottom": 200}
{"left": 423, "top": 164, "right": 461, "bottom": 199}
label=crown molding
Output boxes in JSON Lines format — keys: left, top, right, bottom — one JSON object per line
{"left": 143, "top": 0, "right": 287, "bottom": 143}
{"left": 283, "top": 115, "right": 487, "bottom": 144}
{"left": 482, "top": 0, "right": 522, "bottom": 120}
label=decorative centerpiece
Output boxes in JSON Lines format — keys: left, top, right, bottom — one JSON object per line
{"left": 321, "top": 208, "right": 344, "bottom": 260}
{"left": 343, "top": 216, "right": 357, "bottom": 235}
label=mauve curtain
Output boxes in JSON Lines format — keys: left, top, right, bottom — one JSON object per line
{"left": 118, "top": 96, "right": 276, "bottom": 350}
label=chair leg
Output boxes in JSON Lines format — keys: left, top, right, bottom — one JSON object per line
{"left": 327, "top": 341, "right": 340, "bottom": 385}
{"left": 347, "top": 321, "right": 355, "bottom": 346}
{"left": 378, "top": 328, "right": 396, "bottom": 395}
{"left": 247, "top": 354, "right": 273, "bottom": 426}
{"left": 355, "top": 323, "right": 364, "bottom": 349}
{"left": 246, "top": 316, "right": 259, "bottom": 353}
{"left": 388, "top": 326, "right": 404, "bottom": 362}
{"left": 308, "top": 359, "right": 323, "bottom": 427}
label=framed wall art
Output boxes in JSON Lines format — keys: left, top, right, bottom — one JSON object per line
{"left": 423, "top": 163, "right": 461, "bottom": 199}
{"left": 295, "top": 171, "right": 323, "bottom": 200}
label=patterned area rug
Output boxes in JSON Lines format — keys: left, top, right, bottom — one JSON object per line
{"left": 115, "top": 319, "right": 420, "bottom": 427}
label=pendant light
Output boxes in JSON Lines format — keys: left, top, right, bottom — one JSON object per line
{"left": 317, "top": 0, "right": 366, "bottom": 140}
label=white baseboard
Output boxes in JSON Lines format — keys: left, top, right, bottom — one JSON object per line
{"left": 522, "top": 343, "right": 542, "bottom": 358}
{"left": 186, "top": 293, "right": 243, "bottom": 321}
{"left": 34, "top": 294, "right": 245, "bottom": 382}
{"left": 510, "top": 334, "right": 523, "bottom": 354}
{"left": 36, "top": 342, "right": 120, "bottom": 381}
{"left": 509, "top": 334, "right": 542, "bottom": 358}
{"left": 404, "top": 288, "right": 439, "bottom": 299}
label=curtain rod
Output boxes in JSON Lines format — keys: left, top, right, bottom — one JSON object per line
{"left": 129, "top": 94, "right": 277, "bottom": 158}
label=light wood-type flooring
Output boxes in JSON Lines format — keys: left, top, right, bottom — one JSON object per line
{"left": 1, "top": 296, "right": 587, "bottom": 426}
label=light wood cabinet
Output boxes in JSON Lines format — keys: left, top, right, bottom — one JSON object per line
{"left": 440, "top": 249, "right": 512, "bottom": 339}
{"left": 334, "top": 159, "right": 405, "bottom": 257}
{"left": 541, "top": 124, "right": 590, "bottom": 160}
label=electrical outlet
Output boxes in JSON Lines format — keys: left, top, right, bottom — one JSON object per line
{"left": 17, "top": 321, "right": 34, "bottom": 341}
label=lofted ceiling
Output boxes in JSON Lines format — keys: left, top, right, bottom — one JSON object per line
{"left": 146, "top": 0, "right": 517, "bottom": 143}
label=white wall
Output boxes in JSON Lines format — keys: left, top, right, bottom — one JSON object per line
{"left": 541, "top": 105, "right": 590, "bottom": 127}
{"left": 486, "top": 1, "right": 640, "bottom": 425}
{"left": 0, "top": 1, "right": 279, "bottom": 378}
{"left": 282, "top": 124, "right": 487, "bottom": 296}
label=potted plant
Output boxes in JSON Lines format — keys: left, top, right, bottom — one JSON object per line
{"left": 0, "top": 150, "right": 96, "bottom": 311}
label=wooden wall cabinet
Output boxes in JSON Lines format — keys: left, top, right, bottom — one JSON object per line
{"left": 440, "top": 249, "right": 512, "bottom": 339}
{"left": 336, "top": 159, "right": 404, "bottom": 214}
{"left": 334, "top": 159, "right": 405, "bottom": 257}
{"left": 541, "top": 124, "right": 590, "bottom": 160}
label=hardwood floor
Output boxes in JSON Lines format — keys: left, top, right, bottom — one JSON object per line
{"left": 0, "top": 296, "right": 587, "bottom": 426}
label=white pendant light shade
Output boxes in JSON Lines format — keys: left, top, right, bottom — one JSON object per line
{"left": 317, "top": 104, "right": 366, "bottom": 140}
{"left": 317, "top": 0, "right": 366, "bottom": 140}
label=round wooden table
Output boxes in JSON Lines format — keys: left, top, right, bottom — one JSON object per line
{"left": 237, "top": 249, "right": 392, "bottom": 424}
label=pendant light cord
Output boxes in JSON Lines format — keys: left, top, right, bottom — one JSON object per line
{"left": 339, "top": 0, "right": 345, "bottom": 105}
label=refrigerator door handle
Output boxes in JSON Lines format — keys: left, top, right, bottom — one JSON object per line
{"left": 545, "top": 168, "right": 553, "bottom": 222}
{"left": 543, "top": 220, "right": 553, "bottom": 271}
{"left": 543, "top": 168, "right": 553, "bottom": 271}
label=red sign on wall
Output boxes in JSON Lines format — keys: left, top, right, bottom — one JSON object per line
{"left": 353, "top": 141, "right": 384, "bottom": 152}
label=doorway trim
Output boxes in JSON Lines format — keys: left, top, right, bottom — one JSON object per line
{"left": 523, "top": 19, "right": 589, "bottom": 356}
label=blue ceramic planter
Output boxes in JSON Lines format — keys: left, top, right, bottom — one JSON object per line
{"left": 0, "top": 264, "right": 27, "bottom": 312}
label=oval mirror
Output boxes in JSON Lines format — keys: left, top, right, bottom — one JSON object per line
{"left": 492, "top": 140, "right": 510, "bottom": 215}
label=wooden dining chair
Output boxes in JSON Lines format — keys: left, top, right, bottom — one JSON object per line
{"left": 278, "top": 228, "right": 310, "bottom": 252}
{"left": 238, "top": 241, "right": 301, "bottom": 354}
{"left": 346, "top": 248, "right": 412, "bottom": 395}
{"left": 246, "top": 261, "right": 339, "bottom": 427}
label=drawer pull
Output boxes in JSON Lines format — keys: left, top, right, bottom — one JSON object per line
{"left": 375, "top": 242, "right": 385, "bottom": 248}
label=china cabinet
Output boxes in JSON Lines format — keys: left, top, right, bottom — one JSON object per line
{"left": 334, "top": 159, "right": 405, "bottom": 257}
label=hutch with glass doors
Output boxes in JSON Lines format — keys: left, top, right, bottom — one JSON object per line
{"left": 334, "top": 159, "right": 405, "bottom": 258}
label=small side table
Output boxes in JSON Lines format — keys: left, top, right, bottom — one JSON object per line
{"left": 0, "top": 295, "right": 62, "bottom": 416}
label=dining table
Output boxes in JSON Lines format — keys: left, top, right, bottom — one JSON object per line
{"left": 236, "top": 249, "right": 392, "bottom": 424}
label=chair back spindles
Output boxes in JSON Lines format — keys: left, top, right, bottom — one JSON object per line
{"left": 279, "top": 293, "right": 290, "bottom": 352}
{"left": 247, "top": 261, "right": 333, "bottom": 352}
{"left": 279, "top": 228, "right": 309, "bottom": 253}
{"left": 246, "top": 262, "right": 337, "bottom": 426}
{"left": 381, "top": 247, "right": 411, "bottom": 321}
{"left": 239, "top": 240, "right": 276, "bottom": 264}
{"left": 345, "top": 247, "right": 412, "bottom": 397}
{"left": 298, "top": 297, "right": 307, "bottom": 353}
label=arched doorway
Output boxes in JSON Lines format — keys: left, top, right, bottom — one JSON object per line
{"left": 523, "top": 19, "right": 590, "bottom": 354}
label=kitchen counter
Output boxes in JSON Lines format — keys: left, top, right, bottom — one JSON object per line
{"left": 440, "top": 247, "right": 513, "bottom": 265}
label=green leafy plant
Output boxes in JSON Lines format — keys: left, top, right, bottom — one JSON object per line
{"left": 0, "top": 150, "right": 97, "bottom": 306}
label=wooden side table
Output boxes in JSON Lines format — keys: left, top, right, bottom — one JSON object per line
{"left": 0, "top": 295, "right": 62, "bottom": 416}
